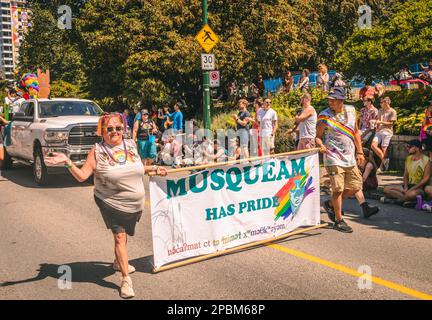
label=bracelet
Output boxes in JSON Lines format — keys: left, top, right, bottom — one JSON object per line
{"left": 152, "top": 165, "right": 158, "bottom": 172}
{"left": 64, "top": 160, "right": 73, "bottom": 169}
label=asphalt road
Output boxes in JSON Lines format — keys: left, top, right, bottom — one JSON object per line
{"left": 0, "top": 164, "right": 431, "bottom": 300}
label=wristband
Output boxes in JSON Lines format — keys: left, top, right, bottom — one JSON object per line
{"left": 64, "top": 160, "right": 73, "bottom": 169}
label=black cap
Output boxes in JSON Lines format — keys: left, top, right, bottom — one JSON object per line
{"left": 407, "top": 139, "right": 422, "bottom": 149}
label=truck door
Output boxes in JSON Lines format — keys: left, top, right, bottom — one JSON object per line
{"left": 20, "top": 102, "right": 36, "bottom": 160}
{"left": 7, "top": 102, "right": 29, "bottom": 157}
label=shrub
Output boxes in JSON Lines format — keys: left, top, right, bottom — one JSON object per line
{"left": 275, "top": 120, "right": 296, "bottom": 153}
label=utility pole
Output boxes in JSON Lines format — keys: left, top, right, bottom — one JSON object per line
{"left": 202, "top": 0, "right": 211, "bottom": 130}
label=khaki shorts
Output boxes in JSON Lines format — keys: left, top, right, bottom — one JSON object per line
{"left": 261, "top": 135, "right": 275, "bottom": 155}
{"left": 325, "top": 165, "right": 363, "bottom": 193}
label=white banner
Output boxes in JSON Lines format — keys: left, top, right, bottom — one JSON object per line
{"left": 150, "top": 152, "right": 321, "bottom": 269}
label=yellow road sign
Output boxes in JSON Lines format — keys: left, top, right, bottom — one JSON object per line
{"left": 195, "top": 24, "right": 219, "bottom": 53}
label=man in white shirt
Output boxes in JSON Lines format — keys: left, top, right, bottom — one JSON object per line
{"left": 257, "top": 98, "right": 278, "bottom": 156}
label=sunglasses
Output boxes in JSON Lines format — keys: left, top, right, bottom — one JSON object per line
{"left": 106, "top": 126, "right": 123, "bottom": 133}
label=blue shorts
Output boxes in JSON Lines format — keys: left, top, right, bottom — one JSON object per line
{"left": 238, "top": 129, "right": 250, "bottom": 147}
{"left": 137, "top": 139, "right": 157, "bottom": 159}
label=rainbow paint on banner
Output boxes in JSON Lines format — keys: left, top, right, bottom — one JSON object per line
{"left": 318, "top": 115, "right": 355, "bottom": 142}
{"left": 273, "top": 171, "right": 315, "bottom": 221}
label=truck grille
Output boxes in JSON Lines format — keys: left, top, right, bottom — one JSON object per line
{"left": 68, "top": 126, "right": 101, "bottom": 146}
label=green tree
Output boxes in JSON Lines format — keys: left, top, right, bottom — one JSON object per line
{"left": 335, "top": 0, "right": 432, "bottom": 80}
{"left": 315, "top": 0, "right": 401, "bottom": 67}
{"left": 18, "top": 2, "right": 86, "bottom": 86}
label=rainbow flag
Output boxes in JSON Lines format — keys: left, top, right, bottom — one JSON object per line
{"left": 318, "top": 115, "right": 355, "bottom": 142}
{"left": 274, "top": 172, "right": 315, "bottom": 221}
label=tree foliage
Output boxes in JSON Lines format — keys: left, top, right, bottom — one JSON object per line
{"left": 335, "top": 0, "right": 432, "bottom": 80}
{"left": 18, "top": 0, "right": 423, "bottom": 116}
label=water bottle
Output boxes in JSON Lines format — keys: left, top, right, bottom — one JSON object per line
{"left": 416, "top": 195, "right": 423, "bottom": 210}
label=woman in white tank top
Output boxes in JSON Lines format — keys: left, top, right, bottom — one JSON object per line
{"left": 45, "top": 113, "right": 167, "bottom": 299}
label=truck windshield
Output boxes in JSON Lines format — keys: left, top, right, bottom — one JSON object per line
{"left": 38, "top": 101, "right": 102, "bottom": 118}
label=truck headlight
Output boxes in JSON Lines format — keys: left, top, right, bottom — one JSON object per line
{"left": 44, "top": 131, "right": 69, "bottom": 143}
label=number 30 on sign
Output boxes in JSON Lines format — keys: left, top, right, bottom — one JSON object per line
{"left": 201, "top": 54, "right": 215, "bottom": 71}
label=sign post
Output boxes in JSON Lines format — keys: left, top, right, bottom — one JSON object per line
{"left": 195, "top": 0, "right": 220, "bottom": 131}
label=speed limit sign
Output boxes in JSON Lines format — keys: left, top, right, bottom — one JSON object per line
{"left": 209, "top": 70, "right": 220, "bottom": 88}
{"left": 201, "top": 54, "right": 215, "bottom": 70}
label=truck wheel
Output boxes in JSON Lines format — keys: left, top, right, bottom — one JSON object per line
{"left": 0, "top": 147, "right": 13, "bottom": 170}
{"left": 33, "top": 147, "right": 49, "bottom": 186}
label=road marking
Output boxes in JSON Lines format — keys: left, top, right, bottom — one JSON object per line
{"left": 268, "top": 243, "right": 432, "bottom": 300}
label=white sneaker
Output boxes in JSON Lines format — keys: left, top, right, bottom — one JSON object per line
{"left": 113, "top": 261, "right": 136, "bottom": 274}
{"left": 120, "top": 276, "right": 135, "bottom": 299}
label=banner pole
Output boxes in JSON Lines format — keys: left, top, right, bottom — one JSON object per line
{"left": 148, "top": 147, "right": 321, "bottom": 176}
{"left": 152, "top": 223, "right": 328, "bottom": 273}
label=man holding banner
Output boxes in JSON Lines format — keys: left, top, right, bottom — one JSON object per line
{"left": 316, "top": 87, "right": 365, "bottom": 233}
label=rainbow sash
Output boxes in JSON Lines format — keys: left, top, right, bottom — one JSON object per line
{"left": 318, "top": 115, "right": 355, "bottom": 142}
{"left": 422, "top": 124, "right": 432, "bottom": 132}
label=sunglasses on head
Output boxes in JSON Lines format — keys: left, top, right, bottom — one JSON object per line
{"left": 106, "top": 126, "right": 123, "bottom": 133}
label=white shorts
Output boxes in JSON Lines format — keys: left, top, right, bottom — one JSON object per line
{"left": 373, "top": 131, "right": 393, "bottom": 148}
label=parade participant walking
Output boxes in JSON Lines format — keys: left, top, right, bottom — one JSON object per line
{"left": 257, "top": 98, "right": 278, "bottom": 156}
{"left": 371, "top": 96, "right": 397, "bottom": 172}
{"left": 168, "top": 103, "right": 184, "bottom": 133}
{"left": 316, "top": 87, "right": 365, "bottom": 233}
{"left": 295, "top": 93, "right": 317, "bottom": 150}
{"left": 45, "top": 113, "right": 167, "bottom": 299}
{"left": 232, "top": 98, "right": 252, "bottom": 159}
{"left": 133, "top": 109, "right": 158, "bottom": 165}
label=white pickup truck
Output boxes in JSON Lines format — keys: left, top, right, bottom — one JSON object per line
{"left": 1, "top": 98, "right": 103, "bottom": 185}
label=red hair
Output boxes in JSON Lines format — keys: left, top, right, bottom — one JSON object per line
{"left": 96, "top": 112, "right": 127, "bottom": 137}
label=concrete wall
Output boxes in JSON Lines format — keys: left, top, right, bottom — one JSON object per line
{"left": 388, "top": 135, "right": 420, "bottom": 172}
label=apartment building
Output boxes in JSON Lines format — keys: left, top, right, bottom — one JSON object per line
{"left": 0, "top": 0, "right": 30, "bottom": 80}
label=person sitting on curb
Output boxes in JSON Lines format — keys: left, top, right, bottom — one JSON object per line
{"left": 381, "top": 140, "right": 430, "bottom": 206}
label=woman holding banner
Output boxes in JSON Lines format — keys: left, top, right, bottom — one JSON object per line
{"left": 45, "top": 113, "right": 167, "bottom": 299}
